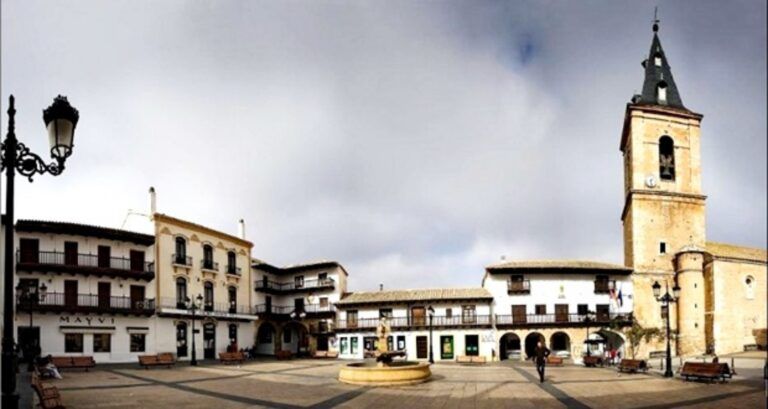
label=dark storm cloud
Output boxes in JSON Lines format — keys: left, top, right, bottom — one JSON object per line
{"left": 2, "top": 0, "right": 765, "bottom": 290}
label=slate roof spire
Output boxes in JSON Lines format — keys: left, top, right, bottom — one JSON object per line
{"left": 633, "top": 15, "right": 687, "bottom": 110}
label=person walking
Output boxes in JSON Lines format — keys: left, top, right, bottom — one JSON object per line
{"left": 533, "top": 341, "right": 550, "bottom": 383}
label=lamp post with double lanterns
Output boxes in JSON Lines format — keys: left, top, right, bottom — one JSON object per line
{"left": 652, "top": 280, "right": 680, "bottom": 378}
{"left": 186, "top": 294, "right": 203, "bottom": 366}
{"left": 2, "top": 94, "right": 79, "bottom": 409}
{"left": 427, "top": 306, "right": 435, "bottom": 364}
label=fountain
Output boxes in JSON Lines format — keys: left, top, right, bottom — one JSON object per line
{"left": 338, "top": 317, "right": 431, "bottom": 386}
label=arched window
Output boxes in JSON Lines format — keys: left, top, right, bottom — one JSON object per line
{"left": 228, "top": 286, "right": 237, "bottom": 313}
{"left": 227, "top": 251, "right": 237, "bottom": 274}
{"left": 745, "top": 276, "right": 755, "bottom": 299}
{"left": 203, "top": 244, "right": 214, "bottom": 269}
{"left": 659, "top": 136, "right": 675, "bottom": 181}
{"left": 657, "top": 81, "right": 668, "bottom": 104}
{"left": 175, "top": 237, "right": 187, "bottom": 264}
{"left": 175, "top": 277, "right": 187, "bottom": 308}
{"left": 204, "top": 281, "right": 214, "bottom": 311}
{"left": 654, "top": 52, "right": 663, "bottom": 67}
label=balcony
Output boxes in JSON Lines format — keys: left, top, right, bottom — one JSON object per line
{"left": 594, "top": 280, "right": 616, "bottom": 294}
{"left": 335, "top": 314, "right": 492, "bottom": 331}
{"left": 495, "top": 312, "right": 632, "bottom": 328}
{"left": 251, "top": 304, "right": 336, "bottom": 320}
{"left": 16, "top": 250, "right": 154, "bottom": 281}
{"left": 172, "top": 254, "right": 192, "bottom": 268}
{"left": 507, "top": 280, "right": 531, "bottom": 295}
{"left": 200, "top": 259, "right": 219, "bottom": 272}
{"left": 254, "top": 277, "right": 335, "bottom": 294}
{"left": 158, "top": 297, "right": 253, "bottom": 317}
{"left": 16, "top": 291, "right": 155, "bottom": 316}
{"left": 226, "top": 265, "right": 242, "bottom": 276}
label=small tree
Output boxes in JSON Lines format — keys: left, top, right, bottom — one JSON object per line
{"left": 624, "top": 322, "right": 664, "bottom": 359}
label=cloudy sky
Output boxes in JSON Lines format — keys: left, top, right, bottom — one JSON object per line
{"left": 2, "top": 1, "right": 765, "bottom": 291}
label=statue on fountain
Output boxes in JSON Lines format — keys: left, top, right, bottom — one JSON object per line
{"left": 374, "top": 316, "right": 406, "bottom": 366}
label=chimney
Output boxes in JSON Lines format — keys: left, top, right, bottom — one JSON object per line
{"left": 379, "top": 283, "right": 383, "bottom": 292}
{"left": 149, "top": 187, "right": 156, "bottom": 215}
{"left": 238, "top": 219, "right": 246, "bottom": 240}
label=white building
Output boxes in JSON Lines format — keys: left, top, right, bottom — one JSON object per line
{"left": 12, "top": 220, "right": 156, "bottom": 363}
{"left": 334, "top": 288, "right": 495, "bottom": 361}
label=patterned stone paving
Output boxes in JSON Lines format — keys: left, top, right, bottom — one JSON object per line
{"left": 32, "top": 359, "right": 766, "bottom": 408}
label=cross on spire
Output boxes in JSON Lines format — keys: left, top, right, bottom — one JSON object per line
{"left": 653, "top": 7, "right": 660, "bottom": 32}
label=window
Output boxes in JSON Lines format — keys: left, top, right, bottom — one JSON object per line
{"left": 397, "top": 336, "right": 406, "bottom": 351}
{"left": 379, "top": 308, "right": 393, "bottom": 319}
{"left": 660, "top": 242, "right": 667, "bottom": 254}
{"left": 364, "top": 337, "right": 377, "bottom": 352}
{"left": 535, "top": 305, "right": 546, "bottom": 315}
{"left": 204, "top": 282, "right": 214, "bottom": 311}
{"left": 659, "top": 135, "right": 675, "bottom": 181}
{"left": 229, "top": 324, "right": 238, "bottom": 343}
{"left": 176, "top": 277, "right": 187, "bottom": 308}
{"left": 203, "top": 245, "right": 214, "bottom": 269}
{"left": 227, "top": 251, "right": 237, "bottom": 274}
{"left": 294, "top": 275, "right": 304, "bottom": 289}
{"left": 577, "top": 304, "right": 588, "bottom": 315}
{"left": 462, "top": 305, "right": 476, "bottom": 324}
{"left": 93, "top": 334, "right": 111, "bottom": 353}
{"left": 228, "top": 286, "right": 237, "bottom": 313}
{"left": 318, "top": 272, "right": 328, "bottom": 281}
{"left": 175, "top": 237, "right": 187, "bottom": 263}
{"left": 347, "top": 310, "right": 358, "bottom": 327}
{"left": 319, "top": 297, "right": 329, "bottom": 308}
{"left": 130, "top": 334, "right": 146, "bottom": 352}
{"left": 745, "top": 276, "right": 755, "bottom": 299}
{"left": 445, "top": 308, "right": 452, "bottom": 319}
{"left": 65, "top": 334, "right": 83, "bottom": 353}
{"left": 596, "top": 304, "right": 610, "bottom": 321}
{"left": 350, "top": 337, "right": 358, "bottom": 354}
{"left": 340, "top": 337, "right": 348, "bottom": 354}
{"left": 657, "top": 81, "right": 668, "bottom": 104}
{"left": 654, "top": 52, "right": 662, "bottom": 67}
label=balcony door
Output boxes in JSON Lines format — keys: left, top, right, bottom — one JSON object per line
{"left": 130, "top": 285, "right": 145, "bottom": 309}
{"left": 98, "top": 282, "right": 111, "bottom": 309}
{"left": 411, "top": 307, "right": 426, "bottom": 326}
{"left": 512, "top": 305, "right": 527, "bottom": 324}
{"left": 64, "top": 242, "right": 78, "bottom": 266}
{"left": 555, "top": 304, "right": 568, "bottom": 323}
{"left": 98, "top": 246, "right": 111, "bottom": 268}
{"left": 64, "top": 280, "right": 78, "bottom": 307}
{"left": 130, "top": 250, "right": 145, "bottom": 272}
{"left": 19, "top": 239, "right": 39, "bottom": 263}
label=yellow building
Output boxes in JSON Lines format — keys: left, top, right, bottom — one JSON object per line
{"left": 621, "top": 23, "right": 767, "bottom": 357}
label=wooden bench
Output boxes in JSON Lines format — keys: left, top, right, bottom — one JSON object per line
{"left": 582, "top": 355, "right": 603, "bottom": 367}
{"left": 219, "top": 352, "right": 245, "bottom": 364}
{"left": 546, "top": 356, "right": 564, "bottom": 366}
{"left": 457, "top": 355, "right": 486, "bottom": 364}
{"left": 617, "top": 359, "right": 648, "bottom": 373}
{"left": 313, "top": 350, "right": 339, "bottom": 359}
{"left": 680, "top": 362, "right": 732, "bottom": 383}
{"left": 50, "top": 356, "right": 95, "bottom": 371}
{"left": 139, "top": 353, "right": 177, "bottom": 369}
{"left": 275, "top": 350, "right": 293, "bottom": 360}
{"left": 31, "top": 371, "right": 65, "bottom": 409}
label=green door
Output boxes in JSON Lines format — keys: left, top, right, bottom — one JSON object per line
{"left": 440, "top": 336, "right": 454, "bottom": 360}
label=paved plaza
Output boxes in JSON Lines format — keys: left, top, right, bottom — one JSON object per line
{"left": 28, "top": 356, "right": 767, "bottom": 409}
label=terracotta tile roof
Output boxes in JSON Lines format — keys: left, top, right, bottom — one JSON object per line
{"left": 336, "top": 287, "right": 493, "bottom": 306}
{"left": 15, "top": 219, "right": 154, "bottom": 246}
{"left": 252, "top": 259, "right": 348, "bottom": 276}
{"left": 487, "top": 260, "right": 631, "bottom": 273}
{"left": 706, "top": 242, "right": 767, "bottom": 263}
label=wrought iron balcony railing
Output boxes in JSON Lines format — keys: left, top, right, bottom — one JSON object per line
{"left": 159, "top": 297, "right": 251, "bottom": 315}
{"left": 200, "top": 259, "right": 219, "bottom": 272}
{"left": 507, "top": 280, "right": 531, "bottom": 294}
{"left": 254, "top": 277, "right": 335, "bottom": 293}
{"left": 172, "top": 254, "right": 193, "bottom": 267}
{"left": 495, "top": 312, "right": 631, "bottom": 326}
{"left": 16, "top": 250, "right": 154, "bottom": 279}
{"left": 226, "top": 265, "right": 241, "bottom": 275}
{"left": 16, "top": 291, "right": 155, "bottom": 315}
{"left": 335, "top": 314, "right": 492, "bottom": 330}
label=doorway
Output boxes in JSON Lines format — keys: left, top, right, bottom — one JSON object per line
{"left": 465, "top": 334, "right": 479, "bottom": 356}
{"left": 17, "top": 327, "right": 40, "bottom": 363}
{"left": 440, "top": 335, "right": 454, "bottom": 360}
{"left": 499, "top": 332, "right": 521, "bottom": 360}
{"left": 416, "top": 336, "right": 428, "bottom": 359}
{"left": 524, "top": 332, "right": 545, "bottom": 359}
{"left": 64, "top": 280, "right": 78, "bottom": 307}
{"left": 203, "top": 322, "right": 216, "bottom": 359}
{"left": 176, "top": 322, "right": 188, "bottom": 357}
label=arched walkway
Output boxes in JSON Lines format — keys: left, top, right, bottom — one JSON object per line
{"left": 550, "top": 332, "right": 571, "bottom": 356}
{"left": 281, "top": 321, "right": 309, "bottom": 355}
{"left": 256, "top": 322, "right": 276, "bottom": 355}
{"left": 499, "top": 332, "right": 521, "bottom": 360}
{"left": 524, "top": 332, "right": 545, "bottom": 359}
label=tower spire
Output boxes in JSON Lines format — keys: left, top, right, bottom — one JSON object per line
{"left": 634, "top": 9, "right": 688, "bottom": 111}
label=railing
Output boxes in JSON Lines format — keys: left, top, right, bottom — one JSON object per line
{"left": 253, "top": 304, "right": 294, "bottom": 315}
{"left": 507, "top": 280, "right": 531, "bottom": 294}
{"left": 200, "top": 259, "right": 219, "bottom": 271}
{"left": 594, "top": 280, "right": 616, "bottom": 294}
{"left": 495, "top": 312, "right": 631, "bottom": 326}
{"left": 226, "top": 265, "right": 241, "bottom": 275}
{"left": 158, "top": 297, "right": 251, "bottom": 315}
{"left": 172, "top": 254, "right": 193, "bottom": 267}
{"left": 254, "top": 277, "right": 335, "bottom": 292}
{"left": 16, "top": 291, "right": 155, "bottom": 314}
{"left": 16, "top": 250, "right": 153, "bottom": 273}
{"left": 335, "top": 314, "right": 492, "bottom": 330}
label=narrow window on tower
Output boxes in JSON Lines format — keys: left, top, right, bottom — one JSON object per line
{"left": 654, "top": 52, "right": 662, "bottom": 67}
{"left": 657, "top": 81, "right": 668, "bottom": 104}
{"left": 660, "top": 242, "right": 667, "bottom": 254}
{"left": 659, "top": 136, "right": 675, "bottom": 181}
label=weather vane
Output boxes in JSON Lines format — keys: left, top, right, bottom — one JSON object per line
{"left": 653, "top": 7, "right": 660, "bottom": 32}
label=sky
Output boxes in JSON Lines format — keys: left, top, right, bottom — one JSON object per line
{"left": 1, "top": 0, "right": 766, "bottom": 291}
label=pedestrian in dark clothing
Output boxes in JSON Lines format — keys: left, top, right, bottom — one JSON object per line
{"left": 533, "top": 341, "right": 550, "bottom": 383}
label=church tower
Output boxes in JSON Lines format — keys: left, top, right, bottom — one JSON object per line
{"left": 620, "top": 20, "right": 708, "bottom": 356}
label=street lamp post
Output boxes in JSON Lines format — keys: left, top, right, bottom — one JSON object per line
{"left": 427, "top": 306, "right": 435, "bottom": 364}
{"left": 2, "top": 95, "right": 79, "bottom": 409}
{"left": 652, "top": 280, "right": 680, "bottom": 378}
{"left": 186, "top": 294, "right": 203, "bottom": 366}
{"left": 583, "top": 310, "right": 595, "bottom": 357}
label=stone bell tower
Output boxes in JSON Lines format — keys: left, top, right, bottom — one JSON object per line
{"left": 620, "top": 20, "right": 708, "bottom": 356}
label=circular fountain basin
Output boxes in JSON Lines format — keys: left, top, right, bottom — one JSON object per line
{"left": 338, "top": 361, "right": 431, "bottom": 386}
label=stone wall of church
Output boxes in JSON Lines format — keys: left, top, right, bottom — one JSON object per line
{"left": 707, "top": 258, "right": 767, "bottom": 355}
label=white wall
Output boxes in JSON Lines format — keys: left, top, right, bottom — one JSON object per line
{"left": 337, "top": 328, "right": 496, "bottom": 361}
